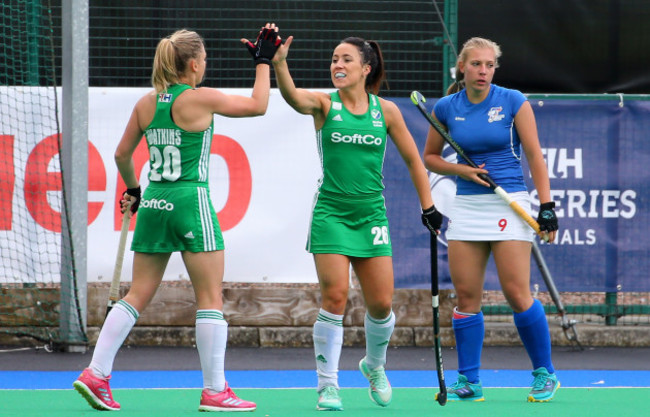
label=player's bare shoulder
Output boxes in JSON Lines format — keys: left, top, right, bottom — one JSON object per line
{"left": 314, "top": 91, "right": 332, "bottom": 101}
{"left": 178, "top": 86, "right": 223, "bottom": 107}
{"left": 312, "top": 91, "right": 333, "bottom": 128}
{"left": 136, "top": 90, "right": 158, "bottom": 110}
{"left": 377, "top": 97, "right": 402, "bottom": 127}
{"left": 313, "top": 91, "right": 333, "bottom": 113}
{"left": 134, "top": 90, "right": 157, "bottom": 130}
{"left": 377, "top": 96, "right": 398, "bottom": 112}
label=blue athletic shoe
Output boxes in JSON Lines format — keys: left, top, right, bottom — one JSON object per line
{"left": 437, "top": 374, "right": 484, "bottom": 402}
{"left": 528, "top": 367, "right": 560, "bottom": 402}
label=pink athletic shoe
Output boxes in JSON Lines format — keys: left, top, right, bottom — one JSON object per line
{"left": 73, "top": 367, "right": 121, "bottom": 411}
{"left": 198, "top": 382, "right": 256, "bottom": 412}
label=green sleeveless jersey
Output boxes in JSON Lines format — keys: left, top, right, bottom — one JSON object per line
{"left": 144, "top": 84, "right": 214, "bottom": 185}
{"left": 316, "top": 91, "right": 387, "bottom": 195}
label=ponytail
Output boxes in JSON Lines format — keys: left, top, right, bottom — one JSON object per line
{"left": 151, "top": 29, "right": 204, "bottom": 93}
{"left": 445, "top": 67, "right": 465, "bottom": 96}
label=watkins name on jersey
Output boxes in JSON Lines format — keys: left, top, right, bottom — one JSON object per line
{"left": 146, "top": 128, "right": 182, "bottom": 146}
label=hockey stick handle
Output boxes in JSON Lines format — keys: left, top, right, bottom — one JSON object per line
{"left": 106, "top": 206, "right": 132, "bottom": 317}
{"left": 410, "top": 91, "right": 542, "bottom": 236}
{"left": 430, "top": 233, "right": 440, "bottom": 298}
{"left": 492, "top": 187, "right": 542, "bottom": 235}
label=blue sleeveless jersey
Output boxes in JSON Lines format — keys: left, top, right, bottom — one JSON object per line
{"left": 434, "top": 84, "right": 527, "bottom": 195}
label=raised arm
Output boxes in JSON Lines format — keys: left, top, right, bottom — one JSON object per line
{"left": 200, "top": 23, "right": 283, "bottom": 118}
{"left": 195, "top": 63, "right": 271, "bottom": 118}
{"left": 271, "top": 36, "right": 328, "bottom": 118}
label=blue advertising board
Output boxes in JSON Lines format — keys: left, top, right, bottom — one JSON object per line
{"left": 386, "top": 96, "right": 650, "bottom": 292}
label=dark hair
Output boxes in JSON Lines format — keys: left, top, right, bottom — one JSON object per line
{"left": 340, "top": 37, "right": 388, "bottom": 95}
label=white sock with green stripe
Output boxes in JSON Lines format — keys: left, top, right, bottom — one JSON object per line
{"left": 196, "top": 309, "right": 228, "bottom": 393}
{"left": 364, "top": 310, "right": 395, "bottom": 369}
{"left": 313, "top": 308, "right": 344, "bottom": 391}
{"left": 90, "top": 299, "right": 139, "bottom": 378}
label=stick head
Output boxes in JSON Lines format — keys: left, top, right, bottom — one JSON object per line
{"left": 410, "top": 90, "right": 426, "bottom": 106}
{"left": 437, "top": 391, "right": 447, "bottom": 406}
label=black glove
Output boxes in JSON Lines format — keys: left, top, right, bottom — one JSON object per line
{"left": 245, "top": 27, "right": 281, "bottom": 66}
{"left": 537, "top": 201, "right": 558, "bottom": 232}
{"left": 124, "top": 186, "right": 141, "bottom": 214}
{"left": 421, "top": 204, "right": 443, "bottom": 234}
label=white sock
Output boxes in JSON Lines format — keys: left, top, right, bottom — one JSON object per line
{"left": 90, "top": 300, "right": 139, "bottom": 378}
{"left": 313, "top": 308, "right": 344, "bottom": 391}
{"left": 364, "top": 310, "right": 395, "bottom": 369}
{"left": 195, "top": 310, "right": 228, "bottom": 393}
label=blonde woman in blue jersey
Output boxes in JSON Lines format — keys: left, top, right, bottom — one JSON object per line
{"left": 423, "top": 37, "right": 560, "bottom": 403}
{"left": 272, "top": 36, "right": 443, "bottom": 411}
{"left": 73, "top": 25, "right": 282, "bottom": 412}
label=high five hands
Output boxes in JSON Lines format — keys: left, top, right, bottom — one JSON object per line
{"left": 242, "top": 23, "right": 283, "bottom": 66}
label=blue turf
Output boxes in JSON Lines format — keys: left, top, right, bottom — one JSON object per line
{"left": 2, "top": 369, "right": 649, "bottom": 390}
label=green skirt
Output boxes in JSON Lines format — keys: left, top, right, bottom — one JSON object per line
{"left": 306, "top": 191, "right": 392, "bottom": 257}
{"left": 131, "top": 183, "right": 224, "bottom": 253}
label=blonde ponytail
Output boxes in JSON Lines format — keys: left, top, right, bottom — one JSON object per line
{"left": 151, "top": 29, "right": 204, "bottom": 93}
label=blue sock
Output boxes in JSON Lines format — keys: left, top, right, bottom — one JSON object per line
{"left": 514, "top": 299, "right": 554, "bottom": 373}
{"left": 452, "top": 311, "right": 484, "bottom": 383}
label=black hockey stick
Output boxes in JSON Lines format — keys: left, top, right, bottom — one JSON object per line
{"left": 430, "top": 233, "right": 447, "bottom": 405}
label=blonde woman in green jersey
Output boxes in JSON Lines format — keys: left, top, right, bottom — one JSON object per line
{"left": 73, "top": 24, "right": 282, "bottom": 413}
{"left": 272, "top": 36, "right": 443, "bottom": 411}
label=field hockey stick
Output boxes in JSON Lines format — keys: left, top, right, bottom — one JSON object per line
{"left": 412, "top": 91, "right": 578, "bottom": 345}
{"left": 410, "top": 91, "right": 545, "bottom": 239}
{"left": 430, "top": 233, "right": 447, "bottom": 405}
{"left": 106, "top": 202, "right": 132, "bottom": 318}
{"left": 531, "top": 240, "right": 582, "bottom": 349}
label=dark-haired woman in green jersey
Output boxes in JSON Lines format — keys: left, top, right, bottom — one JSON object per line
{"left": 272, "top": 35, "right": 443, "bottom": 411}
